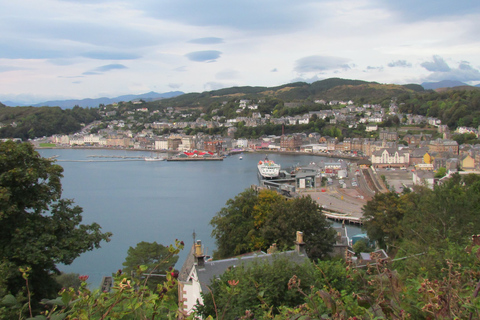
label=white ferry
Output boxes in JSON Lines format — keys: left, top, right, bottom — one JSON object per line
{"left": 257, "top": 156, "right": 281, "bottom": 179}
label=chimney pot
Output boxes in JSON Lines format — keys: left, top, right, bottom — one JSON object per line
{"left": 295, "top": 231, "right": 306, "bottom": 255}
{"left": 296, "top": 231, "right": 304, "bottom": 244}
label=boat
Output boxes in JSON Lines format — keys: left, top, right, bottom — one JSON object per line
{"left": 144, "top": 154, "right": 164, "bottom": 161}
{"left": 257, "top": 156, "right": 281, "bottom": 179}
{"left": 239, "top": 156, "right": 243, "bottom": 160}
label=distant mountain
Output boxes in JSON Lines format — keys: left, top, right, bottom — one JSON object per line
{"left": 422, "top": 80, "right": 469, "bottom": 90}
{"left": 3, "top": 91, "right": 184, "bottom": 109}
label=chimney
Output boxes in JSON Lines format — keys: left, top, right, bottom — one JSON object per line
{"left": 267, "top": 243, "right": 277, "bottom": 254}
{"left": 194, "top": 240, "right": 205, "bottom": 268}
{"left": 295, "top": 231, "right": 306, "bottom": 255}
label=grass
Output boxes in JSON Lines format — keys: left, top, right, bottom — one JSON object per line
{"left": 39, "top": 143, "right": 56, "bottom": 147}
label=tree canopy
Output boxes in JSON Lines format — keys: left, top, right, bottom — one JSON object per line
{"left": 210, "top": 188, "right": 336, "bottom": 261}
{"left": 0, "top": 141, "right": 111, "bottom": 304}
{"left": 362, "top": 173, "right": 480, "bottom": 273}
{"left": 122, "top": 241, "right": 178, "bottom": 289}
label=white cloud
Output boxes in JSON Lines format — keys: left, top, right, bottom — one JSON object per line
{"left": 422, "top": 58, "right": 480, "bottom": 82}
{"left": 185, "top": 51, "right": 222, "bottom": 62}
{"left": 0, "top": 0, "right": 479, "bottom": 102}
{"left": 388, "top": 60, "right": 412, "bottom": 68}
{"left": 294, "top": 56, "right": 351, "bottom": 73}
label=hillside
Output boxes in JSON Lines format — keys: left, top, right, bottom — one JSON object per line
{"left": 153, "top": 78, "right": 423, "bottom": 109}
{"left": 0, "top": 106, "right": 100, "bottom": 140}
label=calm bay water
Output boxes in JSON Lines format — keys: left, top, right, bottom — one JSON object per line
{"left": 37, "top": 149, "right": 361, "bottom": 287}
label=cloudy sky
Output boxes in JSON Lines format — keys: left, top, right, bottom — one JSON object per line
{"left": 1, "top": 0, "right": 480, "bottom": 104}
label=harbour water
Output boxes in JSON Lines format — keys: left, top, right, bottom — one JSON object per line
{"left": 37, "top": 149, "right": 362, "bottom": 287}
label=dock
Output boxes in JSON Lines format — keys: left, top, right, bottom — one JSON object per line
{"left": 166, "top": 157, "right": 224, "bottom": 161}
{"left": 87, "top": 155, "right": 145, "bottom": 159}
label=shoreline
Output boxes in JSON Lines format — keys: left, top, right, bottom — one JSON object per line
{"left": 35, "top": 145, "right": 365, "bottom": 161}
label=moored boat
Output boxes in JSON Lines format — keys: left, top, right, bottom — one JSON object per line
{"left": 144, "top": 155, "right": 164, "bottom": 161}
{"left": 257, "top": 156, "right": 281, "bottom": 179}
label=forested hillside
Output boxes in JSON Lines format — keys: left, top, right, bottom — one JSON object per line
{"left": 150, "top": 78, "right": 423, "bottom": 109}
{"left": 0, "top": 105, "right": 100, "bottom": 140}
{"left": 2, "top": 78, "right": 480, "bottom": 140}
{"left": 397, "top": 88, "right": 480, "bottom": 128}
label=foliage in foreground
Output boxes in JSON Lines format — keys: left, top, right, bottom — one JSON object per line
{"left": 0, "top": 240, "right": 184, "bottom": 320}
{"left": 194, "top": 248, "right": 480, "bottom": 320}
{"left": 122, "top": 241, "right": 179, "bottom": 290}
{"left": 3, "top": 245, "right": 480, "bottom": 319}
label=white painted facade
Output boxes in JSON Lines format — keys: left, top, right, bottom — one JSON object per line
{"left": 371, "top": 148, "right": 410, "bottom": 166}
{"left": 155, "top": 140, "right": 168, "bottom": 150}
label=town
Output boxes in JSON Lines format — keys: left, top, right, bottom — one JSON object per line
{"left": 32, "top": 95, "right": 479, "bottom": 194}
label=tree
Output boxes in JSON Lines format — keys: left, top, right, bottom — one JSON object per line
{"left": 0, "top": 141, "right": 111, "bottom": 304}
{"left": 261, "top": 195, "right": 336, "bottom": 260}
{"left": 122, "top": 241, "right": 179, "bottom": 289}
{"left": 210, "top": 189, "right": 336, "bottom": 260}
{"left": 210, "top": 188, "right": 259, "bottom": 259}
{"left": 361, "top": 192, "right": 406, "bottom": 250}
{"left": 434, "top": 167, "right": 447, "bottom": 178}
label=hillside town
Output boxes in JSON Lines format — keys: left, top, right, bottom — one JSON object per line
{"left": 38, "top": 98, "right": 479, "bottom": 189}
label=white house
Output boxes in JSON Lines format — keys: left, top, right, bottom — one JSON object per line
{"left": 178, "top": 233, "right": 308, "bottom": 315}
{"left": 412, "top": 170, "right": 435, "bottom": 189}
{"left": 236, "top": 139, "right": 249, "bottom": 148}
{"left": 371, "top": 148, "right": 410, "bottom": 168}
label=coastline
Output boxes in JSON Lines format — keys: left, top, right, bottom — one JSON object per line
{"left": 34, "top": 145, "right": 365, "bottom": 161}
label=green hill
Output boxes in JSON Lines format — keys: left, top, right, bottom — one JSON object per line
{"left": 152, "top": 78, "right": 424, "bottom": 110}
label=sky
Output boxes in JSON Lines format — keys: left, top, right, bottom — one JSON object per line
{"left": 1, "top": 0, "right": 480, "bottom": 105}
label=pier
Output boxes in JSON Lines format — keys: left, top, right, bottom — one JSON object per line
{"left": 87, "top": 155, "right": 145, "bottom": 159}
{"left": 166, "top": 157, "right": 224, "bottom": 161}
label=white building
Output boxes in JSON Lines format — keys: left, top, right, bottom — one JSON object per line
{"left": 236, "top": 139, "right": 249, "bottom": 148}
{"left": 154, "top": 140, "right": 168, "bottom": 150}
{"left": 371, "top": 148, "right": 410, "bottom": 168}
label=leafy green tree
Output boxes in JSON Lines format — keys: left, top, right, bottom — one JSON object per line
{"left": 361, "top": 192, "right": 407, "bottom": 250}
{"left": 0, "top": 141, "right": 111, "bottom": 305}
{"left": 434, "top": 167, "right": 447, "bottom": 178}
{"left": 210, "top": 188, "right": 259, "bottom": 259}
{"left": 211, "top": 189, "right": 336, "bottom": 260}
{"left": 122, "top": 241, "right": 179, "bottom": 289}
{"left": 261, "top": 195, "right": 336, "bottom": 260}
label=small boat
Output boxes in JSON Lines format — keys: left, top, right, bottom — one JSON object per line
{"left": 144, "top": 154, "right": 164, "bottom": 161}
{"left": 239, "top": 156, "right": 243, "bottom": 160}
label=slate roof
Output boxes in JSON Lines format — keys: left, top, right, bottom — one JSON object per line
{"left": 194, "top": 250, "right": 308, "bottom": 293}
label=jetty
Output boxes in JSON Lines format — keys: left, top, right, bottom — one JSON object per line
{"left": 166, "top": 157, "right": 224, "bottom": 161}
{"left": 87, "top": 155, "right": 145, "bottom": 159}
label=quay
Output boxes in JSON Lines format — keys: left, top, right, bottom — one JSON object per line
{"left": 57, "top": 159, "right": 143, "bottom": 162}
{"left": 166, "top": 157, "right": 224, "bottom": 161}
{"left": 87, "top": 155, "right": 145, "bottom": 159}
